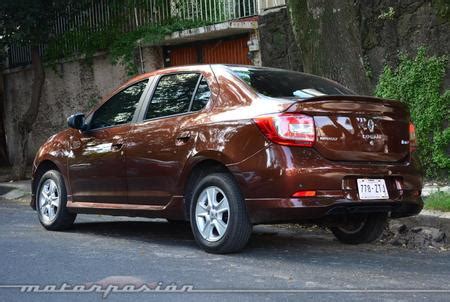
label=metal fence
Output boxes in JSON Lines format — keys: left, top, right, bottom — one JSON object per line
{"left": 259, "top": 0, "right": 285, "bottom": 11}
{"left": 7, "top": 0, "right": 284, "bottom": 68}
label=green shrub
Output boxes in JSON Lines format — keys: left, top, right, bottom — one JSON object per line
{"left": 375, "top": 47, "right": 450, "bottom": 179}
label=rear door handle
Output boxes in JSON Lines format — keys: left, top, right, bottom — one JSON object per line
{"left": 111, "top": 143, "right": 123, "bottom": 152}
{"left": 80, "top": 137, "right": 95, "bottom": 143}
{"left": 176, "top": 132, "right": 191, "bottom": 141}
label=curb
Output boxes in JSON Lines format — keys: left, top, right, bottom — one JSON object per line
{"left": 422, "top": 184, "right": 450, "bottom": 197}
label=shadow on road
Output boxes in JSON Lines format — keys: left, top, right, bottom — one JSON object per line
{"left": 67, "top": 218, "right": 338, "bottom": 254}
{"left": 71, "top": 220, "right": 193, "bottom": 240}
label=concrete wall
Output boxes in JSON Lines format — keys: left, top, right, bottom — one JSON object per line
{"left": 3, "top": 46, "right": 163, "bottom": 163}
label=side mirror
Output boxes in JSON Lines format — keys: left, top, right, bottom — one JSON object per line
{"left": 67, "top": 113, "right": 86, "bottom": 130}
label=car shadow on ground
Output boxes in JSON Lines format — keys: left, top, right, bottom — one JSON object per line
{"left": 71, "top": 219, "right": 194, "bottom": 241}
{"left": 66, "top": 218, "right": 351, "bottom": 255}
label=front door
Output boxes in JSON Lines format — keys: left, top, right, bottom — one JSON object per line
{"left": 68, "top": 80, "right": 149, "bottom": 203}
{"left": 68, "top": 125, "right": 131, "bottom": 203}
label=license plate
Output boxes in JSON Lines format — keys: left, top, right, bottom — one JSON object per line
{"left": 357, "top": 179, "right": 389, "bottom": 200}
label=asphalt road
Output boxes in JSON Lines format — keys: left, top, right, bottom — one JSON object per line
{"left": 1, "top": 199, "right": 449, "bottom": 302}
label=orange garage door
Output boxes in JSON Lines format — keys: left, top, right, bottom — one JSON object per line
{"left": 166, "top": 35, "right": 252, "bottom": 66}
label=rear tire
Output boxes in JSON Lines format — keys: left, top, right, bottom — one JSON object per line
{"left": 36, "top": 170, "right": 76, "bottom": 230}
{"left": 330, "top": 213, "right": 387, "bottom": 244}
{"left": 189, "top": 173, "right": 252, "bottom": 254}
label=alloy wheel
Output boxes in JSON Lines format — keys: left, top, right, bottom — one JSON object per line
{"left": 195, "top": 186, "right": 230, "bottom": 242}
{"left": 38, "top": 179, "right": 60, "bottom": 223}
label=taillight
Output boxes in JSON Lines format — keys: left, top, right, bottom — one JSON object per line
{"left": 292, "top": 190, "right": 316, "bottom": 197}
{"left": 253, "top": 113, "right": 315, "bottom": 147}
{"left": 409, "top": 122, "right": 417, "bottom": 152}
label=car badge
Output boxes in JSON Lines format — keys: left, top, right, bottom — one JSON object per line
{"left": 367, "top": 119, "right": 375, "bottom": 133}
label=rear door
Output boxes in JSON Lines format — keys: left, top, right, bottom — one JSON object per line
{"left": 125, "top": 72, "right": 213, "bottom": 205}
{"left": 68, "top": 80, "right": 149, "bottom": 204}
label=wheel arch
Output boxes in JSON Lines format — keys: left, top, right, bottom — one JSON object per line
{"left": 31, "top": 159, "right": 63, "bottom": 210}
{"left": 180, "top": 155, "right": 236, "bottom": 220}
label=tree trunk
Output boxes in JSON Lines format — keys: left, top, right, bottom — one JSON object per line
{"left": 0, "top": 71, "right": 10, "bottom": 166}
{"left": 287, "top": 0, "right": 373, "bottom": 94}
{"left": 12, "top": 46, "right": 45, "bottom": 180}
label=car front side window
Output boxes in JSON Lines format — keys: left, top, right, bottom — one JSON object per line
{"left": 90, "top": 80, "right": 148, "bottom": 130}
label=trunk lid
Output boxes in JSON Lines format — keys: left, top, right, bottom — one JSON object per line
{"left": 286, "top": 96, "right": 410, "bottom": 162}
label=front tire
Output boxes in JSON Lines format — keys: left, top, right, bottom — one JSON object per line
{"left": 37, "top": 170, "right": 76, "bottom": 230}
{"left": 189, "top": 173, "right": 252, "bottom": 254}
{"left": 330, "top": 213, "right": 387, "bottom": 244}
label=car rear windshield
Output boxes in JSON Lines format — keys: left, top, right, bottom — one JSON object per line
{"left": 228, "top": 66, "right": 355, "bottom": 98}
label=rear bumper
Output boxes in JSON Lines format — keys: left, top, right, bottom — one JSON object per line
{"left": 228, "top": 144, "right": 424, "bottom": 224}
{"left": 245, "top": 197, "right": 423, "bottom": 224}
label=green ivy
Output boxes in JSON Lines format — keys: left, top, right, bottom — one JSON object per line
{"left": 45, "top": 17, "right": 209, "bottom": 75}
{"left": 42, "top": 0, "right": 230, "bottom": 74}
{"left": 375, "top": 47, "right": 450, "bottom": 179}
{"left": 378, "top": 6, "right": 395, "bottom": 20}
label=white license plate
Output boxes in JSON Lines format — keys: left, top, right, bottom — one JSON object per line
{"left": 357, "top": 179, "right": 389, "bottom": 200}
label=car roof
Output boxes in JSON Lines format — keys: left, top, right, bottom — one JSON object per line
{"left": 126, "top": 64, "right": 287, "bottom": 83}
{"left": 119, "top": 64, "right": 317, "bottom": 89}
{"left": 114, "top": 64, "right": 228, "bottom": 92}
{"left": 113, "top": 64, "right": 353, "bottom": 99}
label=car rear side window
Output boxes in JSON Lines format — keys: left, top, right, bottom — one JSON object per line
{"left": 145, "top": 73, "right": 200, "bottom": 119}
{"left": 190, "top": 76, "right": 211, "bottom": 111}
{"left": 90, "top": 80, "right": 147, "bottom": 130}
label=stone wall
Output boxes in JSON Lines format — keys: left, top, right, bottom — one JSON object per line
{"left": 287, "top": 0, "right": 450, "bottom": 94}
{"left": 258, "top": 7, "right": 303, "bottom": 71}
{"left": 3, "top": 46, "right": 163, "bottom": 163}
{"left": 360, "top": 0, "right": 450, "bottom": 89}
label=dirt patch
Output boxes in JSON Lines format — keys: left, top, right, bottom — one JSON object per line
{"left": 379, "top": 222, "right": 448, "bottom": 251}
{"left": 278, "top": 222, "right": 448, "bottom": 251}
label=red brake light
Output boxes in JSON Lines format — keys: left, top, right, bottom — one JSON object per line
{"left": 409, "top": 122, "right": 417, "bottom": 152}
{"left": 253, "top": 113, "right": 315, "bottom": 147}
{"left": 292, "top": 190, "right": 316, "bottom": 197}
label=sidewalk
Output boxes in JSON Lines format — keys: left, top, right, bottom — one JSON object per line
{"left": 0, "top": 179, "right": 31, "bottom": 200}
{"left": 0, "top": 179, "right": 449, "bottom": 235}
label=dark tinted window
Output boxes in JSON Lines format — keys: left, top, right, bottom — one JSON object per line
{"left": 191, "top": 77, "right": 210, "bottom": 111}
{"left": 90, "top": 81, "right": 147, "bottom": 129}
{"left": 145, "top": 73, "right": 199, "bottom": 119}
{"left": 229, "top": 67, "right": 354, "bottom": 98}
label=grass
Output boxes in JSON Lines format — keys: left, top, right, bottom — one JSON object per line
{"left": 424, "top": 191, "right": 450, "bottom": 212}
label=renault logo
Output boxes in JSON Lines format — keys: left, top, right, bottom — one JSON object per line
{"left": 367, "top": 119, "right": 375, "bottom": 133}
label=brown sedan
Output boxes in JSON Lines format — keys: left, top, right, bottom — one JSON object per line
{"left": 31, "top": 65, "right": 423, "bottom": 253}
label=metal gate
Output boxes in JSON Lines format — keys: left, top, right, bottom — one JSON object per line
{"left": 165, "top": 35, "right": 252, "bottom": 66}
